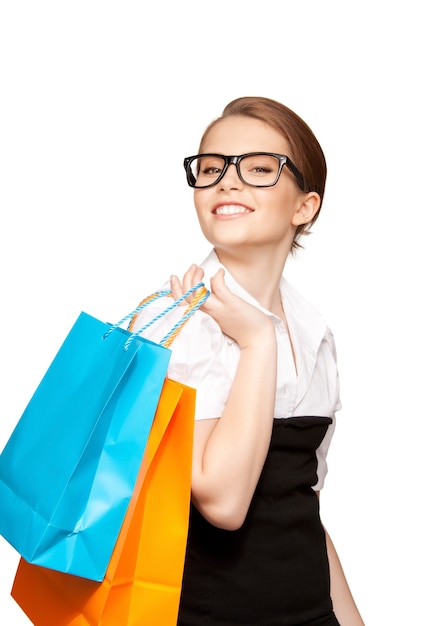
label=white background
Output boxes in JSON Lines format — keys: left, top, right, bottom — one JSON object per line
{"left": 1, "top": 2, "right": 428, "bottom": 624}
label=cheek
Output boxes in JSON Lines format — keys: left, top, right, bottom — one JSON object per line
{"left": 269, "top": 185, "right": 300, "bottom": 210}
{"left": 193, "top": 189, "right": 203, "bottom": 210}
{"left": 254, "top": 188, "right": 287, "bottom": 213}
{"left": 193, "top": 190, "right": 211, "bottom": 216}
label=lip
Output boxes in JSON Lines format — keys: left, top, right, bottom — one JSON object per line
{"left": 211, "top": 203, "right": 254, "bottom": 216}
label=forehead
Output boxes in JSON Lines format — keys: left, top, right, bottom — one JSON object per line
{"left": 201, "top": 116, "right": 290, "bottom": 155}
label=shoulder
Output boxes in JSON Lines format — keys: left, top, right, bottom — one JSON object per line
{"left": 280, "top": 277, "right": 325, "bottom": 322}
{"left": 129, "top": 250, "right": 216, "bottom": 343}
{"left": 131, "top": 291, "right": 222, "bottom": 349}
{"left": 281, "top": 277, "right": 336, "bottom": 355}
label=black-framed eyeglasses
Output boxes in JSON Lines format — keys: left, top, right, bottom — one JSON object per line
{"left": 183, "top": 152, "right": 309, "bottom": 190}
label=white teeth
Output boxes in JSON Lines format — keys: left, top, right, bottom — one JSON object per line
{"left": 215, "top": 205, "right": 251, "bottom": 215}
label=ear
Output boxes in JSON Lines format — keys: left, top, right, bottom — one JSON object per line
{"left": 292, "top": 192, "right": 321, "bottom": 226}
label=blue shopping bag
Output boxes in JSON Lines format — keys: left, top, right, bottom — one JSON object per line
{"left": 0, "top": 284, "right": 208, "bottom": 581}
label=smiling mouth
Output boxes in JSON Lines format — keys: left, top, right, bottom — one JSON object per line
{"left": 213, "top": 205, "right": 253, "bottom": 215}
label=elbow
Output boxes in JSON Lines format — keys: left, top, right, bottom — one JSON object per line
{"left": 214, "top": 512, "right": 247, "bottom": 532}
{"left": 191, "top": 473, "right": 254, "bottom": 530}
{"left": 193, "top": 498, "right": 248, "bottom": 531}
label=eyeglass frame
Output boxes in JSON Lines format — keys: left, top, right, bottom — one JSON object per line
{"left": 183, "top": 152, "right": 310, "bottom": 191}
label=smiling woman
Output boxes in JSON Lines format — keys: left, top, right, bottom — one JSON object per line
{"left": 131, "top": 96, "right": 366, "bottom": 625}
{"left": 186, "top": 113, "right": 320, "bottom": 260}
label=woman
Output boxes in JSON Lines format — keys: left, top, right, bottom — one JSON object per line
{"left": 135, "top": 96, "right": 364, "bottom": 625}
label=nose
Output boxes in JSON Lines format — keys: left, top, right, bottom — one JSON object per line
{"left": 218, "top": 163, "right": 243, "bottom": 190}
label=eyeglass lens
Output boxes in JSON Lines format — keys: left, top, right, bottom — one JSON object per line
{"left": 190, "top": 154, "right": 282, "bottom": 188}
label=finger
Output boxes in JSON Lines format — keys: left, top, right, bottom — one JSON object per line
{"left": 170, "top": 274, "right": 184, "bottom": 300}
{"left": 182, "top": 264, "right": 205, "bottom": 296}
{"left": 201, "top": 269, "right": 227, "bottom": 316}
{"left": 171, "top": 265, "right": 205, "bottom": 305}
{"left": 192, "top": 265, "right": 205, "bottom": 287}
{"left": 209, "top": 268, "right": 227, "bottom": 296}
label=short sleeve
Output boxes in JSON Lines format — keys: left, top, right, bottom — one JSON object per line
{"left": 313, "top": 417, "right": 336, "bottom": 491}
{"left": 132, "top": 297, "right": 233, "bottom": 420}
{"left": 312, "top": 328, "right": 341, "bottom": 491}
{"left": 325, "top": 327, "right": 342, "bottom": 414}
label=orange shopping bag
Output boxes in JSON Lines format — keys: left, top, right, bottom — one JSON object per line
{"left": 11, "top": 377, "right": 195, "bottom": 626}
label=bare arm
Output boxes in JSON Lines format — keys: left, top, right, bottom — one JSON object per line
{"left": 171, "top": 266, "right": 277, "bottom": 530}
{"left": 324, "top": 527, "right": 365, "bottom": 625}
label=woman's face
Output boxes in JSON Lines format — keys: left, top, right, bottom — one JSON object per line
{"left": 193, "top": 115, "right": 312, "bottom": 255}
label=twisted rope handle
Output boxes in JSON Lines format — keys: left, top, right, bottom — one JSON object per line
{"left": 103, "top": 290, "right": 172, "bottom": 340}
{"left": 158, "top": 287, "right": 210, "bottom": 347}
{"left": 116, "top": 282, "right": 209, "bottom": 350}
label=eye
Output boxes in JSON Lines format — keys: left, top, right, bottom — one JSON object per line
{"left": 251, "top": 164, "right": 273, "bottom": 174}
{"left": 242, "top": 155, "right": 277, "bottom": 176}
{"left": 202, "top": 165, "right": 222, "bottom": 175}
{"left": 195, "top": 156, "right": 225, "bottom": 178}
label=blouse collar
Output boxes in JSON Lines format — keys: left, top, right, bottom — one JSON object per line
{"left": 200, "top": 249, "right": 329, "bottom": 402}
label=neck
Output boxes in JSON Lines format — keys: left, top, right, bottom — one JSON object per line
{"left": 214, "top": 245, "right": 289, "bottom": 312}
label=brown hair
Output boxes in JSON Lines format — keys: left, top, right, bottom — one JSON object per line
{"left": 198, "top": 96, "right": 327, "bottom": 252}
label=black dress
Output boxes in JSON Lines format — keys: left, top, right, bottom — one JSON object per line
{"left": 177, "top": 417, "right": 341, "bottom": 626}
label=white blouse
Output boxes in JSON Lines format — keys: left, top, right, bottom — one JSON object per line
{"left": 133, "top": 249, "right": 341, "bottom": 490}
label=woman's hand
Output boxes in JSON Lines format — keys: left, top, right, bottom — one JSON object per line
{"left": 170, "top": 264, "right": 272, "bottom": 349}
{"left": 170, "top": 264, "right": 204, "bottom": 300}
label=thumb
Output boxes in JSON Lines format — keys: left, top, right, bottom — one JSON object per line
{"left": 210, "top": 268, "right": 227, "bottom": 294}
